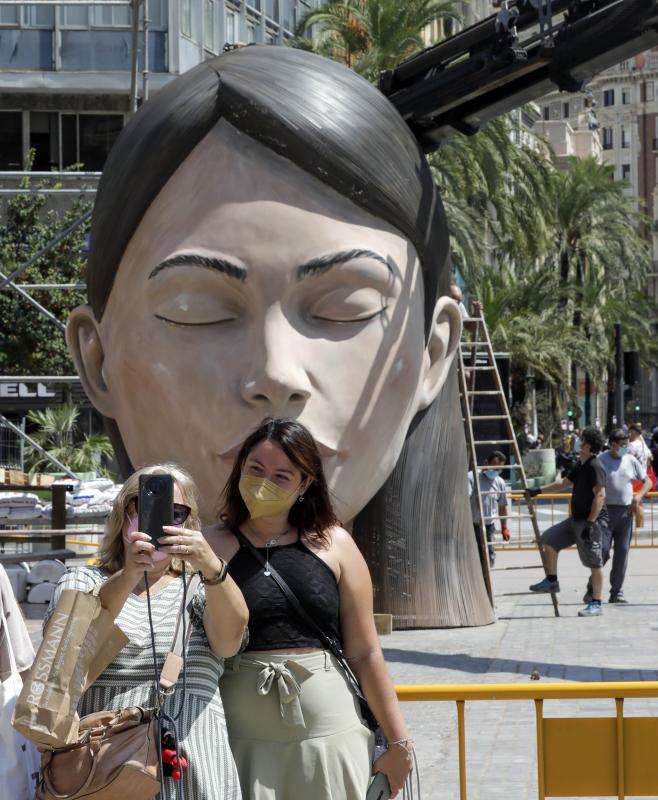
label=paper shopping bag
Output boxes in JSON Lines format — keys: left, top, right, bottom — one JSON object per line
{"left": 12, "top": 588, "right": 128, "bottom": 747}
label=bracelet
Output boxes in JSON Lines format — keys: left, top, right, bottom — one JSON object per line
{"left": 199, "top": 559, "right": 228, "bottom": 586}
{"left": 388, "top": 738, "right": 414, "bottom": 755}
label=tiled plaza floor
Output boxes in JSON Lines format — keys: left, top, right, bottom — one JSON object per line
{"left": 384, "top": 547, "right": 658, "bottom": 799}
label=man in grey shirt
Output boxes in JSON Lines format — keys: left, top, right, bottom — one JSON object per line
{"left": 592, "top": 429, "right": 652, "bottom": 603}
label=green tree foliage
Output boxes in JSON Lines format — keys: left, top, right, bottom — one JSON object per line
{"left": 24, "top": 404, "right": 113, "bottom": 476}
{"left": 0, "top": 172, "right": 91, "bottom": 376}
{"left": 293, "top": 0, "right": 459, "bottom": 80}
{"left": 293, "top": 2, "right": 657, "bottom": 428}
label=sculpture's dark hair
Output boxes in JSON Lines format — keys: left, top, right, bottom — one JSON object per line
{"left": 220, "top": 418, "right": 338, "bottom": 548}
{"left": 86, "top": 46, "right": 491, "bottom": 627}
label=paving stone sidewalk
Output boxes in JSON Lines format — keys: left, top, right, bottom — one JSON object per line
{"left": 383, "top": 548, "right": 658, "bottom": 799}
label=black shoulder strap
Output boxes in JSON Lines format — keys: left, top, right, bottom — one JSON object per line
{"left": 232, "top": 528, "right": 337, "bottom": 653}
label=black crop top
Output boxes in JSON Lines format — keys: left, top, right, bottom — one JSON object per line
{"left": 228, "top": 534, "right": 342, "bottom": 651}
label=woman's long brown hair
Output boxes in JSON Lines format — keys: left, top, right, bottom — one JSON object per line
{"left": 220, "top": 418, "right": 338, "bottom": 548}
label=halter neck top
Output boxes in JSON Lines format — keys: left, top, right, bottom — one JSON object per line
{"left": 228, "top": 532, "right": 342, "bottom": 651}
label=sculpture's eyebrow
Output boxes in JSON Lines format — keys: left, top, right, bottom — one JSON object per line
{"left": 149, "top": 253, "right": 247, "bottom": 282}
{"left": 296, "top": 249, "right": 392, "bottom": 281}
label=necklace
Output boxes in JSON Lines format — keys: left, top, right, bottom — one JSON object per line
{"left": 262, "top": 527, "right": 291, "bottom": 576}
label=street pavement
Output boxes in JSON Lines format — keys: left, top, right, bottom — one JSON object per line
{"left": 21, "top": 546, "right": 658, "bottom": 799}
{"left": 383, "top": 547, "right": 658, "bottom": 799}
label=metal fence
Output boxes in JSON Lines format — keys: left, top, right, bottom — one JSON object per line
{"left": 396, "top": 681, "right": 658, "bottom": 799}
{"left": 495, "top": 492, "right": 658, "bottom": 550}
{"left": 0, "top": 417, "right": 24, "bottom": 470}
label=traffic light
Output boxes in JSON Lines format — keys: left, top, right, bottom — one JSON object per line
{"left": 566, "top": 409, "right": 574, "bottom": 418}
{"left": 634, "top": 402, "right": 641, "bottom": 413}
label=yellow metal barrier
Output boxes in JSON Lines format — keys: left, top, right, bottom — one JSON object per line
{"left": 396, "top": 682, "right": 658, "bottom": 799}
{"left": 497, "top": 492, "right": 658, "bottom": 551}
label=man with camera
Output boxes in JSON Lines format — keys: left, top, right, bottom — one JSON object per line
{"left": 527, "top": 427, "right": 609, "bottom": 617}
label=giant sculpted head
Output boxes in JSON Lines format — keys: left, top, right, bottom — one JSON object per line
{"left": 68, "top": 46, "right": 493, "bottom": 627}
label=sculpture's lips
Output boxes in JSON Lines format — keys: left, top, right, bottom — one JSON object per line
{"left": 218, "top": 437, "right": 339, "bottom": 464}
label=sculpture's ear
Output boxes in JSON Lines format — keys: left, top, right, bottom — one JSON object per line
{"left": 417, "top": 295, "right": 462, "bottom": 411}
{"left": 66, "top": 305, "right": 115, "bottom": 418}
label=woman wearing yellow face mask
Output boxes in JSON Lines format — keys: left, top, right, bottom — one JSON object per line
{"left": 204, "top": 418, "right": 413, "bottom": 800}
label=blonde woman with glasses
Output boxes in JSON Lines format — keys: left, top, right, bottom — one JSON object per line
{"left": 44, "top": 464, "right": 248, "bottom": 800}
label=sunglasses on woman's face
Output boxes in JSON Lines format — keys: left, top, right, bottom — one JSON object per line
{"left": 129, "top": 498, "right": 192, "bottom": 526}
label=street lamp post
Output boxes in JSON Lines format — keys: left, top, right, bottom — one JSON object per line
{"left": 614, "top": 322, "right": 624, "bottom": 428}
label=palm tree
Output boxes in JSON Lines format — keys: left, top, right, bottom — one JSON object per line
{"left": 293, "top": 0, "right": 459, "bottom": 80}
{"left": 432, "top": 115, "right": 555, "bottom": 286}
{"left": 24, "top": 404, "right": 114, "bottom": 476}
{"left": 548, "top": 157, "right": 650, "bottom": 327}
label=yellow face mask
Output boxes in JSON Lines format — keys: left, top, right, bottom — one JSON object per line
{"left": 239, "top": 475, "right": 300, "bottom": 520}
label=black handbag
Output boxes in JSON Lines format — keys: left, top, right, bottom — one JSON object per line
{"left": 233, "top": 528, "right": 380, "bottom": 733}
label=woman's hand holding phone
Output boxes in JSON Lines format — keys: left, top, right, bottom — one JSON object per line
{"left": 158, "top": 525, "right": 224, "bottom": 579}
{"left": 122, "top": 522, "right": 170, "bottom": 579}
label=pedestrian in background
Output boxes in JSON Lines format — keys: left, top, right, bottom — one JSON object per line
{"left": 449, "top": 283, "right": 469, "bottom": 320}
{"left": 628, "top": 424, "right": 652, "bottom": 470}
{"left": 582, "top": 429, "right": 652, "bottom": 604}
{"left": 527, "top": 427, "right": 608, "bottom": 617}
{"left": 469, "top": 450, "right": 510, "bottom": 568}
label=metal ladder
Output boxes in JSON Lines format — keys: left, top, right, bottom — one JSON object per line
{"left": 458, "top": 303, "right": 559, "bottom": 617}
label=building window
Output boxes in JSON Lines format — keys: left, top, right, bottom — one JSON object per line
{"left": 603, "top": 89, "right": 615, "bottom": 107}
{"left": 0, "top": 4, "right": 19, "bottom": 25}
{"left": 602, "top": 127, "right": 614, "bottom": 150}
{"left": 30, "top": 112, "right": 60, "bottom": 171}
{"left": 77, "top": 115, "right": 123, "bottom": 170}
{"left": 225, "top": 8, "right": 236, "bottom": 43}
{"left": 203, "top": 0, "right": 217, "bottom": 51}
{"left": 563, "top": 102, "right": 569, "bottom": 119}
{"left": 93, "top": 4, "right": 131, "bottom": 26}
{"left": 61, "top": 114, "right": 77, "bottom": 167}
{"left": 0, "top": 112, "right": 23, "bottom": 169}
{"left": 622, "top": 164, "right": 631, "bottom": 181}
{"left": 543, "top": 106, "right": 549, "bottom": 121}
{"left": 60, "top": 4, "right": 89, "bottom": 28}
{"left": 266, "top": 0, "right": 279, "bottom": 21}
{"left": 24, "top": 4, "right": 54, "bottom": 27}
{"left": 648, "top": 81, "right": 655, "bottom": 102}
{"left": 247, "top": 20, "right": 256, "bottom": 42}
{"left": 148, "top": 0, "right": 167, "bottom": 29}
{"left": 621, "top": 126, "right": 630, "bottom": 149}
{"left": 622, "top": 87, "right": 630, "bottom": 105}
{"left": 181, "top": 0, "right": 192, "bottom": 37}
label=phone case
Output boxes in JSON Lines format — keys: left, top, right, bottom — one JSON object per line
{"left": 366, "top": 772, "right": 390, "bottom": 800}
{"left": 138, "top": 473, "right": 174, "bottom": 549}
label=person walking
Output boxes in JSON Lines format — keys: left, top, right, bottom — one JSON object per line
{"left": 208, "top": 418, "right": 413, "bottom": 800}
{"left": 527, "top": 426, "right": 609, "bottom": 617}
{"left": 584, "top": 429, "right": 652, "bottom": 603}
{"left": 468, "top": 451, "right": 510, "bottom": 568}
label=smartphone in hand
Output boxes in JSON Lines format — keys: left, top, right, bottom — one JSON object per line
{"left": 138, "top": 473, "right": 173, "bottom": 550}
{"left": 366, "top": 772, "right": 390, "bottom": 800}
